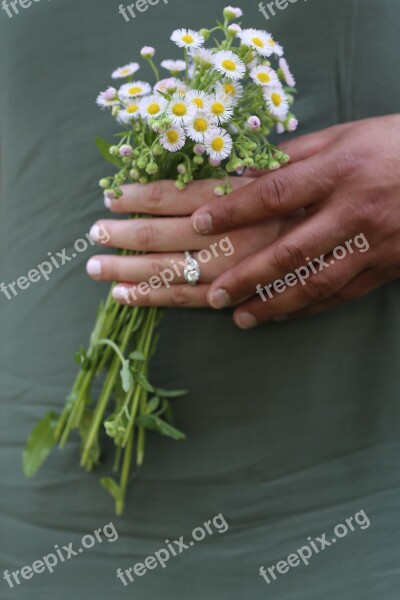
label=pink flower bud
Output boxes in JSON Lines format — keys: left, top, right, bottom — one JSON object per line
{"left": 194, "top": 144, "right": 206, "bottom": 155}
{"left": 248, "top": 116, "right": 261, "bottom": 129}
{"left": 119, "top": 144, "right": 133, "bottom": 157}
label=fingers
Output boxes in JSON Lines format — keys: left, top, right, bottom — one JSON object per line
{"left": 232, "top": 248, "right": 369, "bottom": 329}
{"left": 86, "top": 251, "right": 234, "bottom": 285}
{"left": 283, "top": 268, "right": 381, "bottom": 319}
{"left": 90, "top": 216, "right": 227, "bottom": 252}
{"left": 205, "top": 208, "right": 356, "bottom": 308}
{"left": 279, "top": 121, "right": 357, "bottom": 163}
{"left": 107, "top": 177, "right": 252, "bottom": 216}
{"left": 112, "top": 282, "right": 210, "bottom": 307}
{"left": 192, "top": 153, "right": 334, "bottom": 235}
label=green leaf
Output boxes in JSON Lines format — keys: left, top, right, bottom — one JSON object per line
{"left": 23, "top": 412, "right": 59, "bottom": 478}
{"left": 153, "top": 387, "right": 187, "bottom": 398}
{"left": 146, "top": 397, "right": 160, "bottom": 414}
{"left": 100, "top": 478, "right": 123, "bottom": 506}
{"left": 138, "top": 414, "right": 186, "bottom": 441}
{"left": 129, "top": 350, "right": 146, "bottom": 362}
{"left": 95, "top": 137, "right": 124, "bottom": 169}
{"left": 131, "top": 369, "right": 154, "bottom": 393}
{"left": 120, "top": 360, "right": 133, "bottom": 393}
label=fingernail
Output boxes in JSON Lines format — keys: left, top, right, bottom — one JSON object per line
{"left": 235, "top": 312, "right": 257, "bottom": 330}
{"left": 90, "top": 224, "right": 103, "bottom": 243}
{"left": 193, "top": 212, "right": 212, "bottom": 233}
{"left": 273, "top": 315, "right": 289, "bottom": 322}
{"left": 112, "top": 286, "right": 129, "bottom": 301}
{"left": 104, "top": 195, "right": 112, "bottom": 209}
{"left": 86, "top": 259, "right": 102, "bottom": 276}
{"left": 210, "top": 288, "right": 230, "bottom": 309}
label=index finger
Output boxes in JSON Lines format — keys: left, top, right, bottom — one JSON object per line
{"left": 192, "top": 152, "right": 335, "bottom": 235}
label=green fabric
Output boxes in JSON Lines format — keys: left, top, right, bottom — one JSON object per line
{"left": 1, "top": 0, "right": 399, "bottom": 598}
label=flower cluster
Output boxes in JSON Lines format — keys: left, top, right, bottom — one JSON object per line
{"left": 96, "top": 6, "right": 297, "bottom": 196}
{"left": 24, "top": 8, "right": 299, "bottom": 516}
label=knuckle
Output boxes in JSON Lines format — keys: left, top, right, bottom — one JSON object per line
{"left": 149, "top": 257, "right": 167, "bottom": 277}
{"left": 274, "top": 240, "right": 305, "bottom": 272}
{"left": 146, "top": 182, "right": 165, "bottom": 208}
{"left": 301, "top": 275, "right": 332, "bottom": 302}
{"left": 135, "top": 222, "right": 157, "bottom": 250}
{"left": 259, "top": 173, "right": 293, "bottom": 215}
{"left": 171, "top": 286, "right": 191, "bottom": 306}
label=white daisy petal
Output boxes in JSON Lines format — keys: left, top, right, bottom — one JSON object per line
{"left": 185, "top": 112, "right": 214, "bottom": 142}
{"left": 140, "top": 95, "right": 167, "bottom": 119}
{"left": 215, "top": 80, "right": 244, "bottom": 104}
{"left": 264, "top": 87, "right": 289, "bottom": 120}
{"left": 96, "top": 88, "right": 119, "bottom": 109}
{"left": 186, "top": 90, "right": 209, "bottom": 111}
{"left": 161, "top": 60, "right": 187, "bottom": 73}
{"left": 204, "top": 93, "right": 234, "bottom": 124}
{"left": 171, "top": 28, "right": 204, "bottom": 49}
{"left": 250, "top": 65, "right": 280, "bottom": 87}
{"left": 112, "top": 62, "right": 140, "bottom": 79}
{"left": 160, "top": 125, "right": 186, "bottom": 152}
{"left": 119, "top": 81, "right": 152, "bottom": 98}
{"left": 204, "top": 127, "right": 233, "bottom": 161}
{"left": 279, "top": 58, "right": 296, "bottom": 87}
{"left": 167, "top": 94, "right": 196, "bottom": 125}
{"left": 238, "top": 29, "right": 273, "bottom": 57}
{"left": 117, "top": 99, "right": 143, "bottom": 124}
{"left": 190, "top": 48, "right": 214, "bottom": 66}
{"left": 212, "top": 50, "right": 246, "bottom": 80}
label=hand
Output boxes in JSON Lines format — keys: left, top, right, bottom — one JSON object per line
{"left": 87, "top": 178, "right": 299, "bottom": 307}
{"left": 191, "top": 115, "right": 400, "bottom": 328}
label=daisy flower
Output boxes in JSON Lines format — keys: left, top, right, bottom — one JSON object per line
{"left": 154, "top": 78, "right": 187, "bottom": 95}
{"left": 215, "top": 80, "right": 244, "bottom": 104}
{"left": 119, "top": 81, "right": 152, "bottom": 98}
{"left": 161, "top": 60, "right": 187, "bottom": 73}
{"left": 171, "top": 28, "right": 204, "bottom": 49}
{"left": 140, "top": 46, "right": 155, "bottom": 58}
{"left": 186, "top": 90, "right": 209, "bottom": 111}
{"left": 159, "top": 125, "right": 186, "bottom": 152}
{"left": 223, "top": 6, "right": 243, "bottom": 19}
{"left": 266, "top": 35, "right": 284, "bottom": 57}
{"left": 279, "top": 58, "right": 296, "bottom": 87}
{"left": 250, "top": 65, "right": 279, "bottom": 87}
{"left": 167, "top": 94, "right": 196, "bottom": 125}
{"left": 264, "top": 87, "right": 289, "bottom": 120}
{"left": 204, "top": 127, "right": 233, "bottom": 161}
{"left": 140, "top": 95, "right": 167, "bottom": 119}
{"left": 190, "top": 48, "right": 214, "bottom": 66}
{"left": 112, "top": 62, "right": 140, "bottom": 79}
{"left": 96, "top": 87, "right": 119, "bottom": 109}
{"left": 204, "top": 93, "right": 234, "bottom": 124}
{"left": 185, "top": 112, "right": 215, "bottom": 142}
{"left": 117, "top": 99, "right": 142, "bottom": 124}
{"left": 212, "top": 50, "right": 246, "bottom": 80}
{"left": 238, "top": 29, "right": 273, "bottom": 57}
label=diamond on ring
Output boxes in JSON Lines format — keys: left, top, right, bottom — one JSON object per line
{"left": 184, "top": 251, "right": 201, "bottom": 285}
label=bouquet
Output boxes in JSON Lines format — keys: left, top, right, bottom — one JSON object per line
{"left": 23, "top": 6, "right": 298, "bottom": 514}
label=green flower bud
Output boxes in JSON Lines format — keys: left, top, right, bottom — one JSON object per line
{"left": 269, "top": 160, "right": 281, "bottom": 171}
{"left": 129, "top": 168, "right": 140, "bottom": 180}
{"left": 199, "top": 28, "right": 210, "bottom": 40}
{"left": 111, "top": 106, "right": 121, "bottom": 117}
{"left": 175, "top": 179, "right": 186, "bottom": 190}
{"left": 146, "top": 162, "right": 159, "bottom": 175}
{"left": 139, "top": 176, "right": 149, "bottom": 184}
{"left": 243, "top": 157, "right": 254, "bottom": 167}
{"left": 109, "top": 145, "right": 119, "bottom": 156}
{"left": 99, "top": 178, "right": 110, "bottom": 189}
{"left": 153, "top": 144, "right": 164, "bottom": 156}
{"left": 193, "top": 155, "right": 204, "bottom": 165}
{"left": 122, "top": 156, "right": 132, "bottom": 165}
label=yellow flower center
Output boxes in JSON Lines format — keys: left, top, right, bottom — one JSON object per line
{"left": 167, "top": 130, "right": 179, "bottom": 143}
{"left": 268, "top": 38, "right": 276, "bottom": 46}
{"left": 182, "top": 34, "right": 194, "bottom": 44}
{"left": 193, "top": 97, "right": 204, "bottom": 108}
{"left": 271, "top": 93, "right": 282, "bottom": 107}
{"left": 193, "top": 118, "right": 208, "bottom": 133}
{"left": 258, "top": 72, "right": 271, "bottom": 83}
{"left": 172, "top": 102, "right": 187, "bottom": 117}
{"left": 120, "top": 68, "right": 131, "bottom": 76}
{"left": 128, "top": 86, "right": 142, "bottom": 95}
{"left": 127, "top": 104, "right": 139, "bottom": 114}
{"left": 222, "top": 59, "right": 237, "bottom": 72}
{"left": 211, "top": 137, "right": 225, "bottom": 152}
{"left": 147, "top": 103, "right": 160, "bottom": 115}
{"left": 211, "top": 102, "right": 225, "bottom": 115}
{"left": 224, "top": 84, "right": 235, "bottom": 95}
{"left": 251, "top": 37, "right": 265, "bottom": 48}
